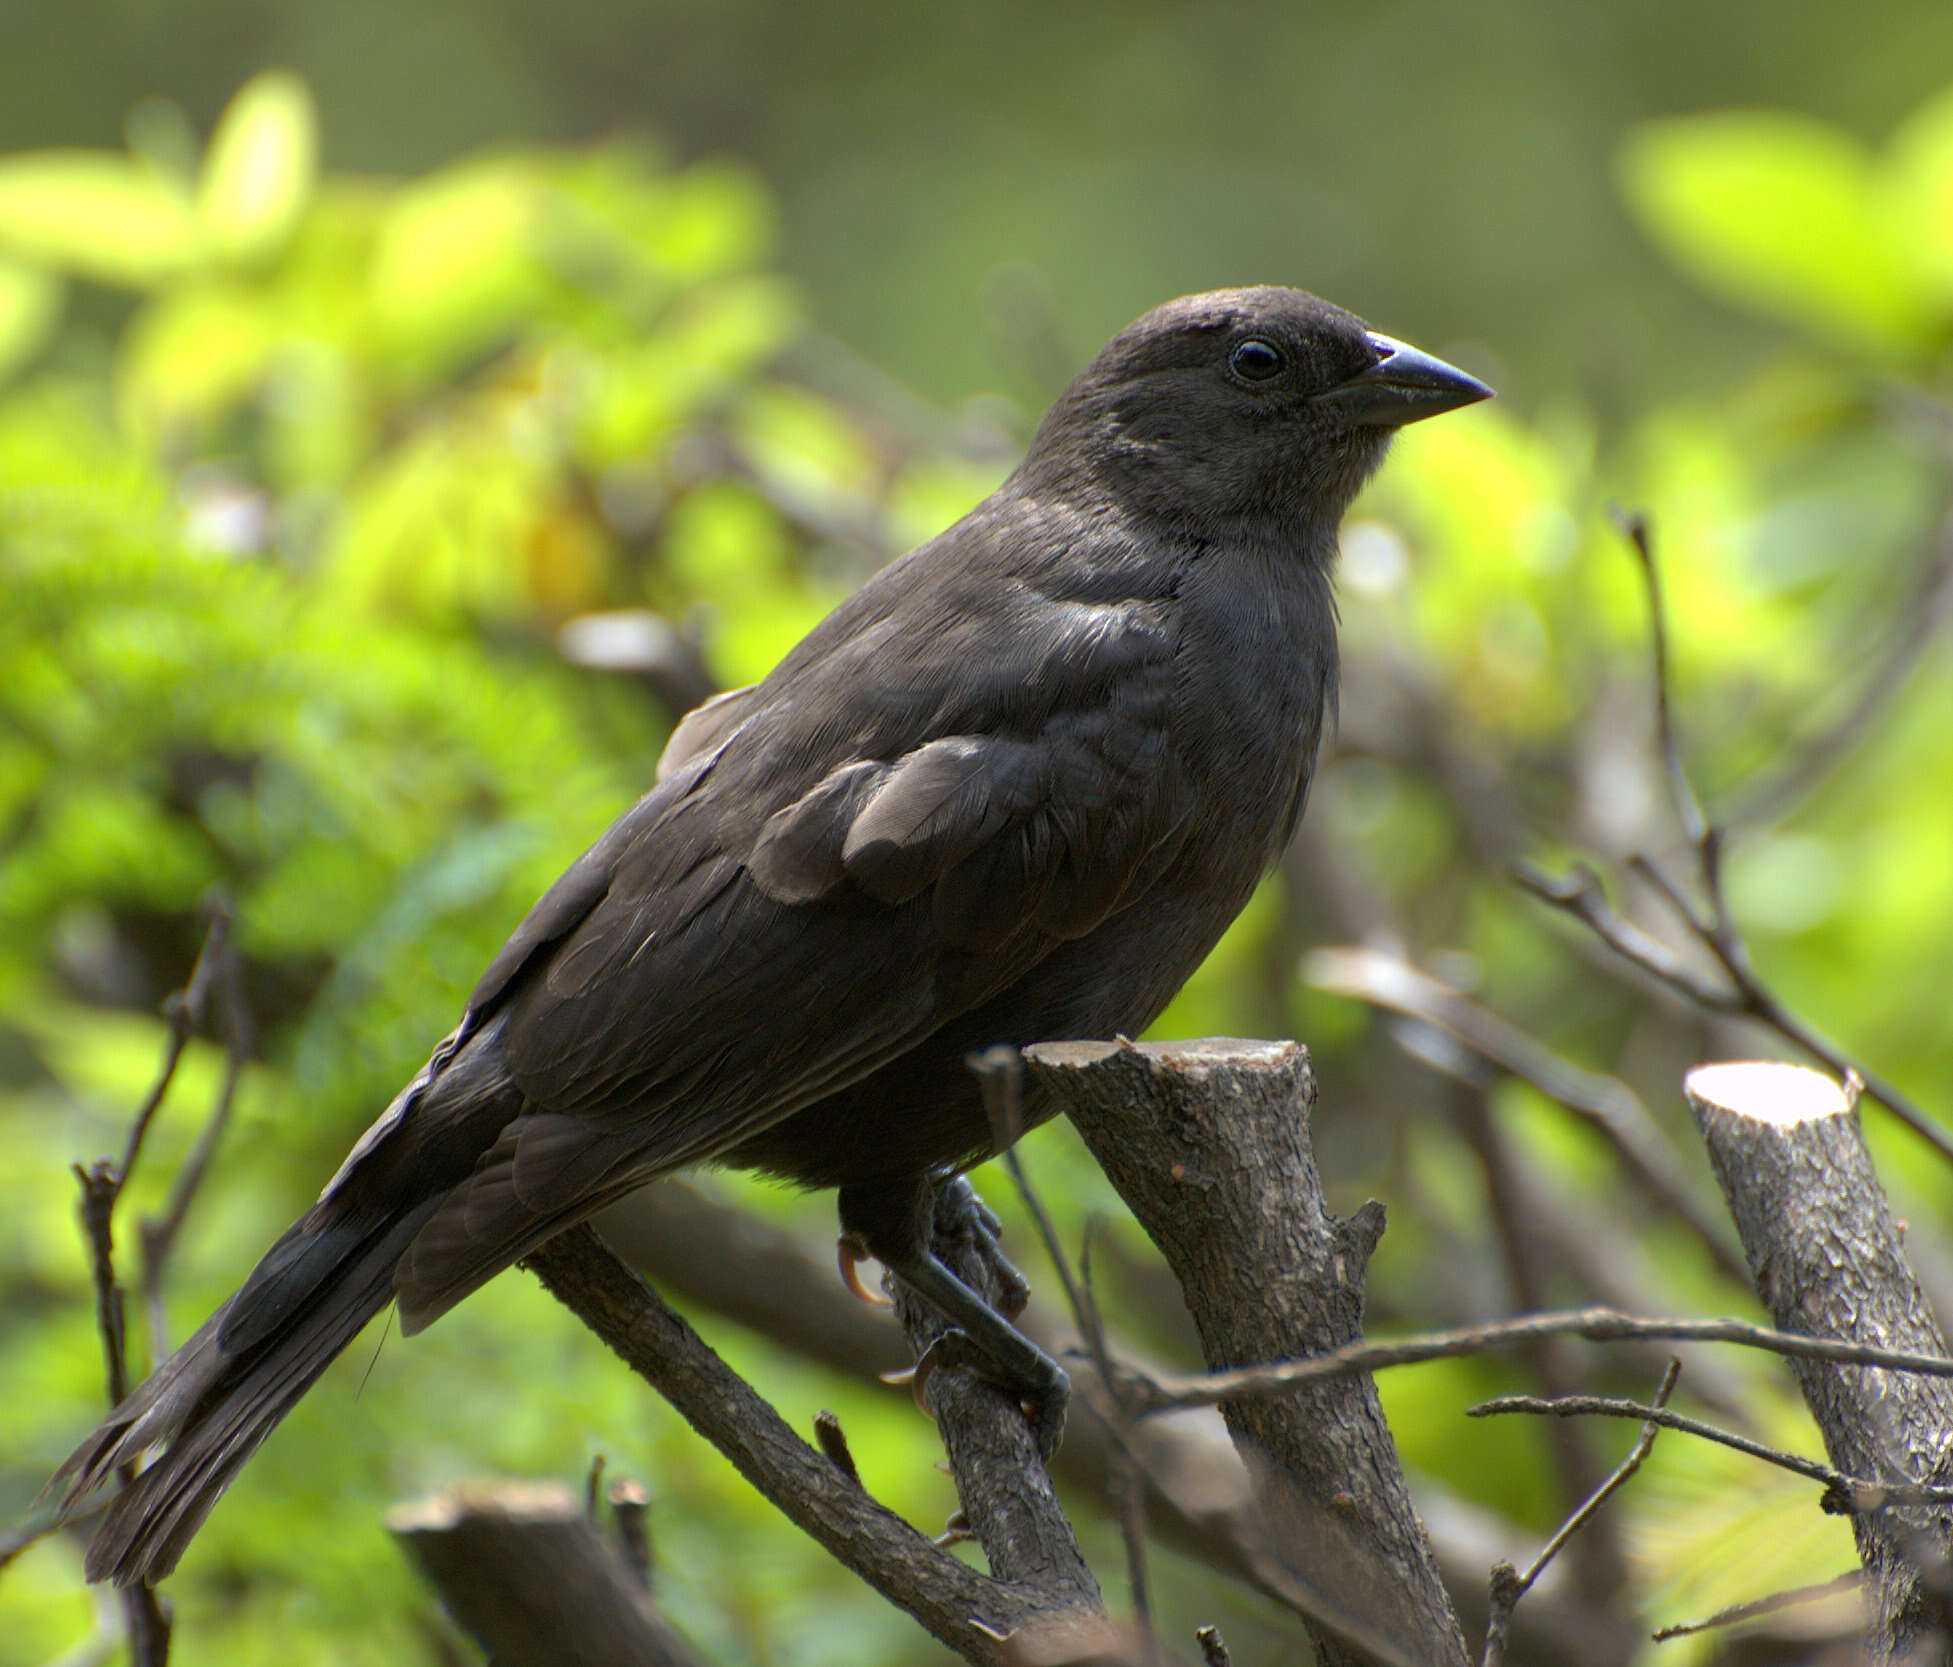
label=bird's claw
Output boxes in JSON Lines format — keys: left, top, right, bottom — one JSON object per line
{"left": 911, "top": 1327, "right": 1069, "bottom": 1462}
{"left": 837, "top": 1232, "right": 894, "bottom": 1307}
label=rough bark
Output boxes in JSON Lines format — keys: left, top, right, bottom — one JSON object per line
{"left": 523, "top": 1224, "right": 1099, "bottom": 1663}
{"left": 596, "top": 1181, "right": 1617, "bottom": 1663}
{"left": 891, "top": 1184, "right": 1103, "bottom": 1604}
{"left": 1024, "top": 1037, "right": 1469, "bottom": 1667}
{"left": 390, "top": 1481, "right": 705, "bottom": 1667}
{"left": 1686, "top": 1059, "right": 1953, "bottom": 1663}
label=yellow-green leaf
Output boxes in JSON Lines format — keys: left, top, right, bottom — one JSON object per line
{"left": 197, "top": 70, "right": 319, "bottom": 265}
{"left": 368, "top": 158, "right": 544, "bottom": 378}
{"left": 0, "top": 151, "right": 200, "bottom": 287}
{"left": 116, "top": 282, "right": 278, "bottom": 441}
{"left": 0, "top": 256, "right": 61, "bottom": 382}
{"left": 1621, "top": 111, "right": 1938, "bottom": 357}
{"left": 1888, "top": 85, "right": 1953, "bottom": 303}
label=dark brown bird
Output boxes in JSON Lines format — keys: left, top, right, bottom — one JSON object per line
{"left": 56, "top": 286, "right": 1489, "bottom": 1583}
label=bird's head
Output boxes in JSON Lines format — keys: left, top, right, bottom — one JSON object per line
{"left": 1023, "top": 286, "right": 1491, "bottom": 543}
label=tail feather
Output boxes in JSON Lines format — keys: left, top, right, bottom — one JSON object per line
{"left": 56, "top": 1206, "right": 435, "bottom": 1586}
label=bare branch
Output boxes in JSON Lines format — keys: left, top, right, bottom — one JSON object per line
{"left": 1516, "top": 515, "right": 1953, "bottom": 1167}
{"left": 1481, "top": 1361, "right": 1679, "bottom": 1666}
{"left": 1448, "top": 1081, "right": 1628, "bottom": 1603}
{"left": 1732, "top": 503, "right": 1953, "bottom": 831}
{"left": 1611, "top": 509, "right": 1706, "bottom": 847}
{"left": 1306, "top": 944, "right": 1745, "bottom": 1285}
{"left": 1025, "top": 1037, "right": 1469, "bottom": 1667}
{"left": 1470, "top": 1392, "right": 1953, "bottom": 1510}
{"left": 888, "top": 1179, "right": 1101, "bottom": 1610}
{"left": 1116, "top": 1307, "right": 1953, "bottom": 1415}
{"left": 1512, "top": 862, "right": 1733, "bottom": 1012}
{"left": 522, "top": 1223, "right": 1099, "bottom": 1663}
{"left": 390, "top": 1481, "right": 707, "bottom": 1667}
{"left": 1650, "top": 1570, "right": 1863, "bottom": 1642}
{"left": 66, "top": 905, "right": 239, "bottom": 1667}
{"left": 1687, "top": 1057, "right": 1953, "bottom": 1653}
{"left": 599, "top": 1181, "right": 1625, "bottom": 1662}
{"left": 140, "top": 902, "right": 251, "bottom": 1361}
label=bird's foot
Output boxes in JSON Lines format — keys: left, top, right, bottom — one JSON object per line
{"left": 912, "top": 1325, "right": 1069, "bottom": 1463}
{"left": 930, "top": 1173, "right": 1030, "bottom": 1320}
{"left": 836, "top": 1231, "right": 894, "bottom": 1307}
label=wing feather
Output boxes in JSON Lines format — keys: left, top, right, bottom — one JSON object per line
{"left": 393, "top": 513, "right": 1201, "bottom": 1319}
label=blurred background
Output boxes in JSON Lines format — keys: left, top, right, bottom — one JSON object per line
{"left": 4, "top": 2, "right": 1953, "bottom": 1662}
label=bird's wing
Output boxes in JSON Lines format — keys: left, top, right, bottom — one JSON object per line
{"left": 655, "top": 682, "right": 759, "bottom": 782}
{"left": 390, "top": 538, "right": 1197, "bottom": 1324}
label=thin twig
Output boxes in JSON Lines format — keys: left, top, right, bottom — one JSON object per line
{"left": 1613, "top": 510, "right": 1706, "bottom": 846}
{"left": 1451, "top": 1080, "right": 1629, "bottom": 1599}
{"left": 1307, "top": 943, "right": 1747, "bottom": 1284}
{"left": 65, "top": 906, "right": 234, "bottom": 1667}
{"left": 585, "top": 1452, "right": 608, "bottom": 1517}
{"left": 1468, "top": 1391, "right": 1953, "bottom": 1511}
{"left": 607, "top": 1478, "right": 654, "bottom": 1585}
{"left": 1116, "top": 1306, "right": 1953, "bottom": 1414}
{"left": 140, "top": 908, "right": 251, "bottom": 1359}
{"left": 812, "top": 1411, "right": 862, "bottom": 1487}
{"left": 1732, "top": 502, "right": 1953, "bottom": 831}
{"left": 1517, "top": 514, "right": 1953, "bottom": 1167}
{"left": 1080, "top": 1218, "right": 1155, "bottom": 1652}
{"left": 1650, "top": 1569, "right": 1863, "bottom": 1641}
{"left": 1512, "top": 863, "right": 1731, "bottom": 1008}
{"left": 116, "top": 900, "right": 234, "bottom": 1200}
{"left": 1481, "top": 1360, "right": 1679, "bottom": 1666}
{"left": 970, "top": 1048, "right": 1161, "bottom": 1651}
{"left": 971, "top": 1047, "right": 1095, "bottom": 1342}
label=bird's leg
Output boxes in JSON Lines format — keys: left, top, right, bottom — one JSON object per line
{"left": 838, "top": 1173, "right": 1069, "bottom": 1460}
{"left": 933, "top": 1173, "right": 1031, "bottom": 1319}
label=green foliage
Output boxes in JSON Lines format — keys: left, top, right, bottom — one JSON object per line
{"left": 0, "top": 74, "right": 969, "bottom": 1667}
{"left": 4, "top": 65, "right": 1953, "bottom": 1667}
{"left": 1622, "top": 97, "right": 1953, "bottom": 360}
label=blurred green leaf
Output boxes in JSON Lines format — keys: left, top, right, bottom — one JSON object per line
{"left": 0, "top": 1536, "right": 94, "bottom": 1667}
{"left": 1621, "top": 110, "right": 1941, "bottom": 356}
{"left": 0, "top": 255, "right": 59, "bottom": 383}
{"left": 117, "top": 281, "right": 278, "bottom": 440}
{"left": 0, "top": 150, "right": 200, "bottom": 287}
{"left": 1888, "top": 85, "right": 1953, "bottom": 302}
{"left": 197, "top": 70, "right": 319, "bottom": 266}
{"left": 368, "top": 156, "right": 546, "bottom": 379}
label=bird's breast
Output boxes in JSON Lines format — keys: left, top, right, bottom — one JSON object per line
{"left": 1168, "top": 544, "right": 1337, "bottom": 881}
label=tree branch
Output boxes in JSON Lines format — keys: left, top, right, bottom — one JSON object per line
{"left": 1480, "top": 1361, "right": 1678, "bottom": 1667}
{"left": 597, "top": 1181, "right": 1618, "bottom": 1665}
{"left": 521, "top": 1223, "right": 1100, "bottom": 1664}
{"left": 1023, "top": 1037, "right": 1470, "bottom": 1667}
{"left": 390, "top": 1480, "right": 709, "bottom": 1667}
{"left": 1114, "top": 1308, "right": 1953, "bottom": 1413}
{"left": 1686, "top": 1059, "right": 1953, "bottom": 1659}
{"left": 1516, "top": 514, "right": 1953, "bottom": 1167}
{"left": 1469, "top": 1391, "right": 1953, "bottom": 1512}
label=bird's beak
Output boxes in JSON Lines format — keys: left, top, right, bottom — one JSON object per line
{"left": 1318, "top": 332, "right": 1493, "bottom": 427}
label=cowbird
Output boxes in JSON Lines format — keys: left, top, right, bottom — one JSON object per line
{"left": 56, "top": 286, "right": 1489, "bottom": 1583}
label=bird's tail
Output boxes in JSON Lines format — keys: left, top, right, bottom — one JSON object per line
{"left": 53, "top": 1202, "right": 437, "bottom": 1586}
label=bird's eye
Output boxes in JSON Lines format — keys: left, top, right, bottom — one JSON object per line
{"left": 1228, "top": 338, "right": 1285, "bottom": 382}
